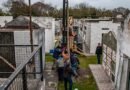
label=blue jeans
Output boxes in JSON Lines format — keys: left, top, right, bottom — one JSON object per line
{"left": 57, "top": 67, "right": 64, "bottom": 81}
{"left": 64, "top": 76, "right": 73, "bottom": 90}
{"left": 71, "top": 67, "right": 78, "bottom": 76}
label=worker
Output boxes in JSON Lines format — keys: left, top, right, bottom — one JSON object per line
{"left": 70, "top": 49, "right": 79, "bottom": 77}
{"left": 95, "top": 43, "right": 102, "bottom": 64}
{"left": 62, "top": 49, "right": 69, "bottom": 62}
{"left": 52, "top": 46, "right": 62, "bottom": 70}
{"left": 64, "top": 64, "right": 74, "bottom": 90}
{"left": 57, "top": 54, "right": 64, "bottom": 81}
{"left": 61, "top": 49, "right": 73, "bottom": 90}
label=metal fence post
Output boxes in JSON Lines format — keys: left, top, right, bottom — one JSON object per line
{"left": 22, "top": 67, "right": 28, "bottom": 90}
{"left": 40, "top": 47, "right": 43, "bottom": 81}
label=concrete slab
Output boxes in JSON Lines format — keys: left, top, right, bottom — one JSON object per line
{"left": 43, "top": 62, "right": 58, "bottom": 90}
{"left": 0, "top": 78, "right": 7, "bottom": 85}
{"left": 89, "top": 64, "right": 115, "bottom": 90}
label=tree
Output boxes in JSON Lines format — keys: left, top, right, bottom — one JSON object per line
{"left": 2, "top": 1, "right": 116, "bottom": 18}
{"left": 2, "top": 0, "right": 13, "bottom": 11}
{"left": 0, "top": 8, "right": 5, "bottom": 16}
{"left": 113, "top": 7, "right": 130, "bottom": 17}
{"left": 10, "top": 1, "right": 29, "bottom": 18}
{"left": 78, "top": 3, "right": 87, "bottom": 9}
{"left": 2, "top": 0, "right": 29, "bottom": 18}
{"left": 31, "top": 2, "right": 56, "bottom": 16}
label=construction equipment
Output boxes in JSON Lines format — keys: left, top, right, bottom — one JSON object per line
{"left": 61, "top": 0, "right": 88, "bottom": 57}
{"left": 67, "top": 16, "right": 88, "bottom": 56}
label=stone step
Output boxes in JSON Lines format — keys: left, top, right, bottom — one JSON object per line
{"left": 89, "top": 65, "right": 115, "bottom": 90}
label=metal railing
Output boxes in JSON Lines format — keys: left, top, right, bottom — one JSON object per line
{"left": 0, "top": 44, "right": 38, "bottom": 78}
{"left": 0, "top": 43, "right": 44, "bottom": 90}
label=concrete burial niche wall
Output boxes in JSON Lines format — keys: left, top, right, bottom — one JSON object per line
{"left": 115, "top": 13, "right": 130, "bottom": 90}
{"left": 0, "top": 16, "right": 55, "bottom": 53}
{"left": 102, "top": 31, "right": 117, "bottom": 82}
{"left": 79, "top": 19, "right": 120, "bottom": 54}
{"left": 0, "top": 29, "right": 45, "bottom": 78}
{"left": 90, "top": 21, "right": 119, "bottom": 54}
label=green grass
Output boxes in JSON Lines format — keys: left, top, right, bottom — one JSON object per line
{"left": 58, "top": 55, "right": 97, "bottom": 90}
{"left": 45, "top": 53, "right": 53, "bottom": 62}
{"left": 58, "top": 74, "right": 97, "bottom": 90}
{"left": 78, "top": 55, "right": 97, "bottom": 68}
{"left": 45, "top": 54, "right": 98, "bottom": 90}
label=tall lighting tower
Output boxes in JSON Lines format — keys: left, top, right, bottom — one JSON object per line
{"left": 62, "top": 0, "right": 69, "bottom": 47}
{"left": 28, "top": 0, "right": 33, "bottom": 52}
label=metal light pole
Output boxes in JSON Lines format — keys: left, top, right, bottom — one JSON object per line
{"left": 62, "top": 0, "right": 71, "bottom": 62}
{"left": 28, "top": 0, "right": 34, "bottom": 52}
{"left": 62, "top": 0, "right": 68, "bottom": 47}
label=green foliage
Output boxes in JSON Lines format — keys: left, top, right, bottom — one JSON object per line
{"left": 3, "top": 0, "right": 113, "bottom": 18}
{"left": 2, "top": 0, "right": 29, "bottom": 17}
{"left": 55, "top": 3, "right": 113, "bottom": 18}
{"left": 2, "top": 1, "right": 129, "bottom": 18}
{"left": 0, "top": 9, "right": 5, "bottom": 16}
{"left": 10, "top": 1, "right": 29, "bottom": 18}
{"left": 69, "top": 6, "right": 113, "bottom": 18}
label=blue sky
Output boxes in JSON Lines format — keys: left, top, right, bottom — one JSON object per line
{"left": 1, "top": 0, "right": 130, "bottom": 9}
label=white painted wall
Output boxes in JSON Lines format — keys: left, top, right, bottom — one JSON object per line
{"left": 87, "top": 21, "right": 120, "bottom": 54}
{"left": 55, "top": 20, "right": 62, "bottom": 33}
{"left": 14, "top": 30, "right": 39, "bottom": 45}
{"left": 85, "top": 23, "right": 91, "bottom": 47}
{"left": 32, "top": 17, "right": 55, "bottom": 53}
{"left": 45, "top": 29, "right": 55, "bottom": 53}
{"left": 90, "top": 22, "right": 102, "bottom": 54}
